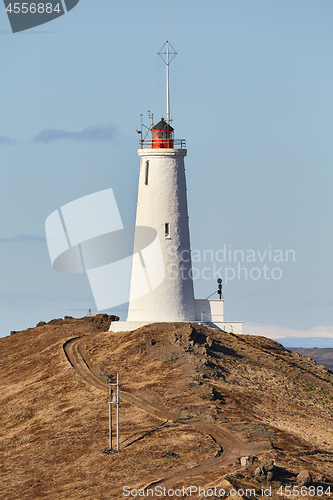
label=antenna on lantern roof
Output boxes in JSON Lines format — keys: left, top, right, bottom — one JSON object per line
{"left": 158, "top": 41, "right": 177, "bottom": 125}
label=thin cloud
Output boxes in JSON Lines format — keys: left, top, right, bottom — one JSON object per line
{"left": 0, "top": 291, "right": 91, "bottom": 307}
{"left": 33, "top": 123, "right": 117, "bottom": 144}
{"left": 302, "top": 297, "right": 333, "bottom": 307}
{"left": 243, "top": 322, "right": 333, "bottom": 340}
{"left": 0, "top": 135, "right": 17, "bottom": 146}
{"left": 0, "top": 234, "right": 46, "bottom": 243}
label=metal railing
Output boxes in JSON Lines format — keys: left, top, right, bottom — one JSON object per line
{"left": 139, "top": 138, "right": 186, "bottom": 149}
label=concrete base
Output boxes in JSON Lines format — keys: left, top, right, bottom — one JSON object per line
{"left": 109, "top": 320, "right": 243, "bottom": 333}
{"left": 210, "top": 321, "right": 243, "bottom": 334}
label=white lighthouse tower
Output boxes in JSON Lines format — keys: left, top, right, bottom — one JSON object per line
{"left": 110, "top": 42, "right": 242, "bottom": 334}
{"left": 126, "top": 118, "right": 196, "bottom": 323}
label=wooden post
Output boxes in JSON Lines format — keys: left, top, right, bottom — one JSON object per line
{"left": 109, "top": 384, "right": 112, "bottom": 450}
{"left": 100, "top": 373, "right": 119, "bottom": 452}
{"left": 116, "top": 374, "right": 119, "bottom": 451}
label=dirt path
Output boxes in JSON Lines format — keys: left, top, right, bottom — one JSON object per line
{"left": 63, "top": 335, "right": 272, "bottom": 488}
{"left": 63, "top": 336, "right": 179, "bottom": 420}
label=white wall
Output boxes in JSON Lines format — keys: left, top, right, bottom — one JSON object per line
{"left": 127, "top": 148, "right": 196, "bottom": 322}
{"left": 195, "top": 299, "right": 224, "bottom": 322}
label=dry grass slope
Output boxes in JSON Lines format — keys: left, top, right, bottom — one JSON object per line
{"left": 0, "top": 316, "right": 332, "bottom": 499}
{"left": 290, "top": 348, "right": 333, "bottom": 372}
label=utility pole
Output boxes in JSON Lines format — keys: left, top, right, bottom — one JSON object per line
{"left": 100, "top": 373, "right": 119, "bottom": 453}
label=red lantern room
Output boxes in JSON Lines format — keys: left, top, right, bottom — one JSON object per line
{"left": 151, "top": 118, "right": 174, "bottom": 148}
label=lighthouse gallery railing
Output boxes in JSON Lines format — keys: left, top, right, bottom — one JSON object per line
{"left": 139, "top": 138, "right": 186, "bottom": 149}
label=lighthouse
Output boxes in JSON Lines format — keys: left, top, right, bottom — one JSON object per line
{"left": 126, "top": 117, "right": 196, "bottom": 323}
{"left": 110, "top": 42, "right": 242, "bottom": 334}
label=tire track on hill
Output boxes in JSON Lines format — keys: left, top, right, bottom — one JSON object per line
{"left": 63, "top": 335, "right": 272, "bottom": 485}
{"left": 63, "top": 336, "right": 179, "bottom": 419}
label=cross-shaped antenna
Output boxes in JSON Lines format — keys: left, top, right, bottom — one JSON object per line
{"left": 100, "top": 373, "right": 118, "bottom": 384}
{"left": 158, "top": 41, "right": 177, "bottom": 124}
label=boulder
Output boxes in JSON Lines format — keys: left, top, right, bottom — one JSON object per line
{"left": 206, "top": 336, "right": 213, "bottom": 347}
{"left": 240, "top": 456, "right": 258, "bottom": 466}
{"left": 314, "top": 475, "right": 327, "bottom": 484}
{"left": 254, "top": 461, "right": 275, "bottom": 482}
{"left": 296, "top": 470, "right": 312, "bottom": 486}
{"left": 161, "top": 451, "right": 180, "bottom": 458}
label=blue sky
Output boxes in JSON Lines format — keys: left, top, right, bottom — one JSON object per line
{"left": 0, "top": 0, "right": 332, "bottom": 347}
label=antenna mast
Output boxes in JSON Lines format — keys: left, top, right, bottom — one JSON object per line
{"left": 158, "top": 41, "right": 177, "bottom": 125}
{"left": 166, "top": 41, "right": 170, "bottom": 124}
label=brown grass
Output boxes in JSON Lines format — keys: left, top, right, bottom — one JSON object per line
{"left": 1, "top": 317, "right": 332, "bottom": 499}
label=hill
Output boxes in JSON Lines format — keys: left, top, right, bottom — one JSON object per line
{"left": 1, "top": 316, "right": 333, "bottom": 499}
{"left": 289, "top": 348, "right": 333, "bottom": 372}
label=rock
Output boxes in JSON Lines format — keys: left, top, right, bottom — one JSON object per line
{"left": 96, "top": 313, "right": 109, "bottom": 319}
{"left": 218, "top": 480, "right": 234, "bottom": 492}
{"left": 240, "top": 456, "right": 258, "bottom": 466}
{"left": 188, "top": 380, "right": 201, "bottom": 387}
{"left": 47, "top": 319, "right": 63, "bottom": 325}
{"left": 109, "top": 315, "right": 119, "bottom": 322}
{"left": 234, "top": 472, "right": 245, "bottom": 479}
{"left": 254, "top": 462, "right": 275, "bottom": 482}
{"left": 10, "top": 331, "right": 17, "bottom": 335}
{"left": 254, "top": 466, "right": 265, "bottom": 479}
{"left": 101, "top": 448, "right": 117, "bottom": 455}
{"left": 161, "top": 451, "right": 180, "bottom": 458}
{"left": 206, "top": 336, "right": 213, "bottom": 347}
{"left": 202, "top": 384, "right": 215, "bottom": 400}
{"left": 266, "top": 471, "right": 274, "bottom": 482}
{"left": 296, "top": 470, "right": 312, "bottom": 486}
{"left": 314, "top": 475, "right": 327, "bottom": 484}
{"left": 36, "top": 321, "right": 46, "bottom": 327}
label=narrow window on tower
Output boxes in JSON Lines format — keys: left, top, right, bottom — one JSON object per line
{"left": 144, "top": 160, "right": 149, "bottom": 185}
{"left": 165, "top": 223, "right": 170, "bottom": 238}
